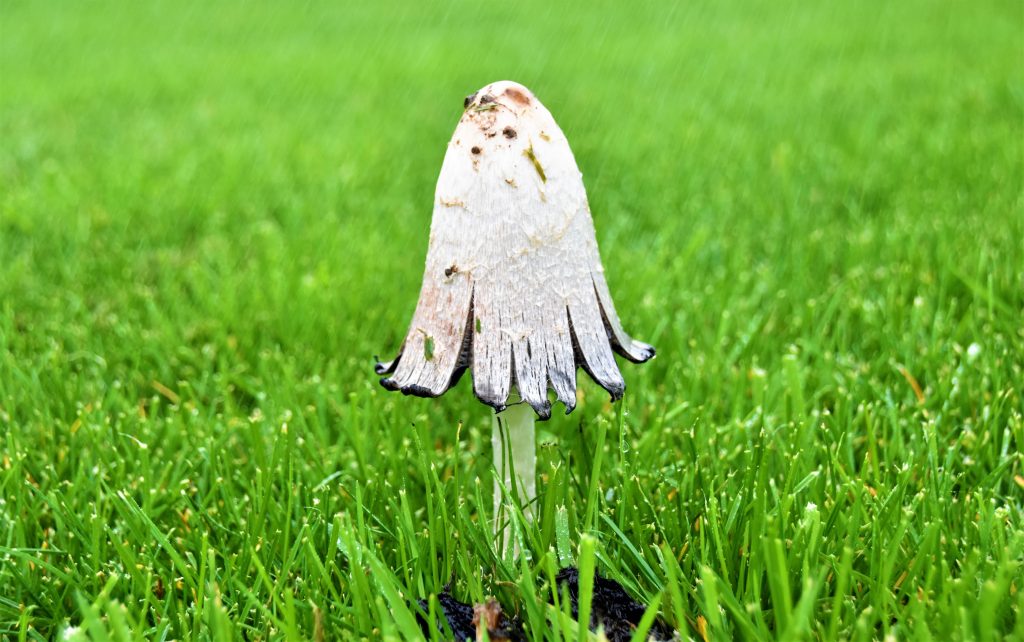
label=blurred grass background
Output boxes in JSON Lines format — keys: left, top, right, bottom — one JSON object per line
{"left": 1, "top": 0, "right": 1022, "bottom": 640}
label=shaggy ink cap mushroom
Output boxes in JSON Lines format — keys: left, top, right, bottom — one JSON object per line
{"left": 376, "top": 80, "right": 655, "bottom": 419}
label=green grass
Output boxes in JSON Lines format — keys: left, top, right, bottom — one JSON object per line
{"left": 1, "top": 0, "right": 1022, "bottom": 640}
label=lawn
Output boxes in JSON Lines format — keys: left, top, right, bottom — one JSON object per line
{"left": 1, "top": 0, "right": 1022, "bottom": 640}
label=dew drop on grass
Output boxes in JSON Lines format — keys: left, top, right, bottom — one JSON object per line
{"left": 555, "top": 506, "right": 572, "bottom": 565}
{"left": 966, "top": 342, "right": 981, "bottom": 362}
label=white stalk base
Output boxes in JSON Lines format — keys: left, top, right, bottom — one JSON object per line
{"left": 491, "top": 394, "right": 535, "bottom": 555}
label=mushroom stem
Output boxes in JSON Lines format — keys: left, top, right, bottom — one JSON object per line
{"left": 491, "top": 390, "right": 536, "bottom": 552}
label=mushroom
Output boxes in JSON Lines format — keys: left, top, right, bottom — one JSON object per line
{"left": 376, "top": 80, "right": 654, "bottom": 539}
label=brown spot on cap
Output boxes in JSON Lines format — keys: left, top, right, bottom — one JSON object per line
{"left": 504, "top": 87, "right": 530, "bottom": 106}
{"left": 502, "top": 127, "right": 517, "bottom": 139}
{"left": 463, "top": 92, "right": 478, "bottom": 108}
{"left": 471, "top": 146, "right": 481, "bottom": 155}
{"left": 479, "top": 94, "right": 495, "bottom": 104}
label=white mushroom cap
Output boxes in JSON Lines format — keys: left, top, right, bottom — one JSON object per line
{"left": 377, "top": 80, "right": 654, "bottom": 419}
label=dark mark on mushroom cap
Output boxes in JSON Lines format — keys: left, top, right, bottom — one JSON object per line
{"left": 503, "top": 126, "right": 517, "bottom": 139}
{"left": 463, "top": 92, "right": 478, "bottom": 108}
{"left": 504, "top": 86, "right": 530, "bottom": 106}
{"left": 471, "top": 146, "right": 482, "bottom": 155}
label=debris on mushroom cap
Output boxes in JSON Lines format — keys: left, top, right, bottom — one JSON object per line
{"left": 376, "top": 80, "right": 655, "bottom": 419}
